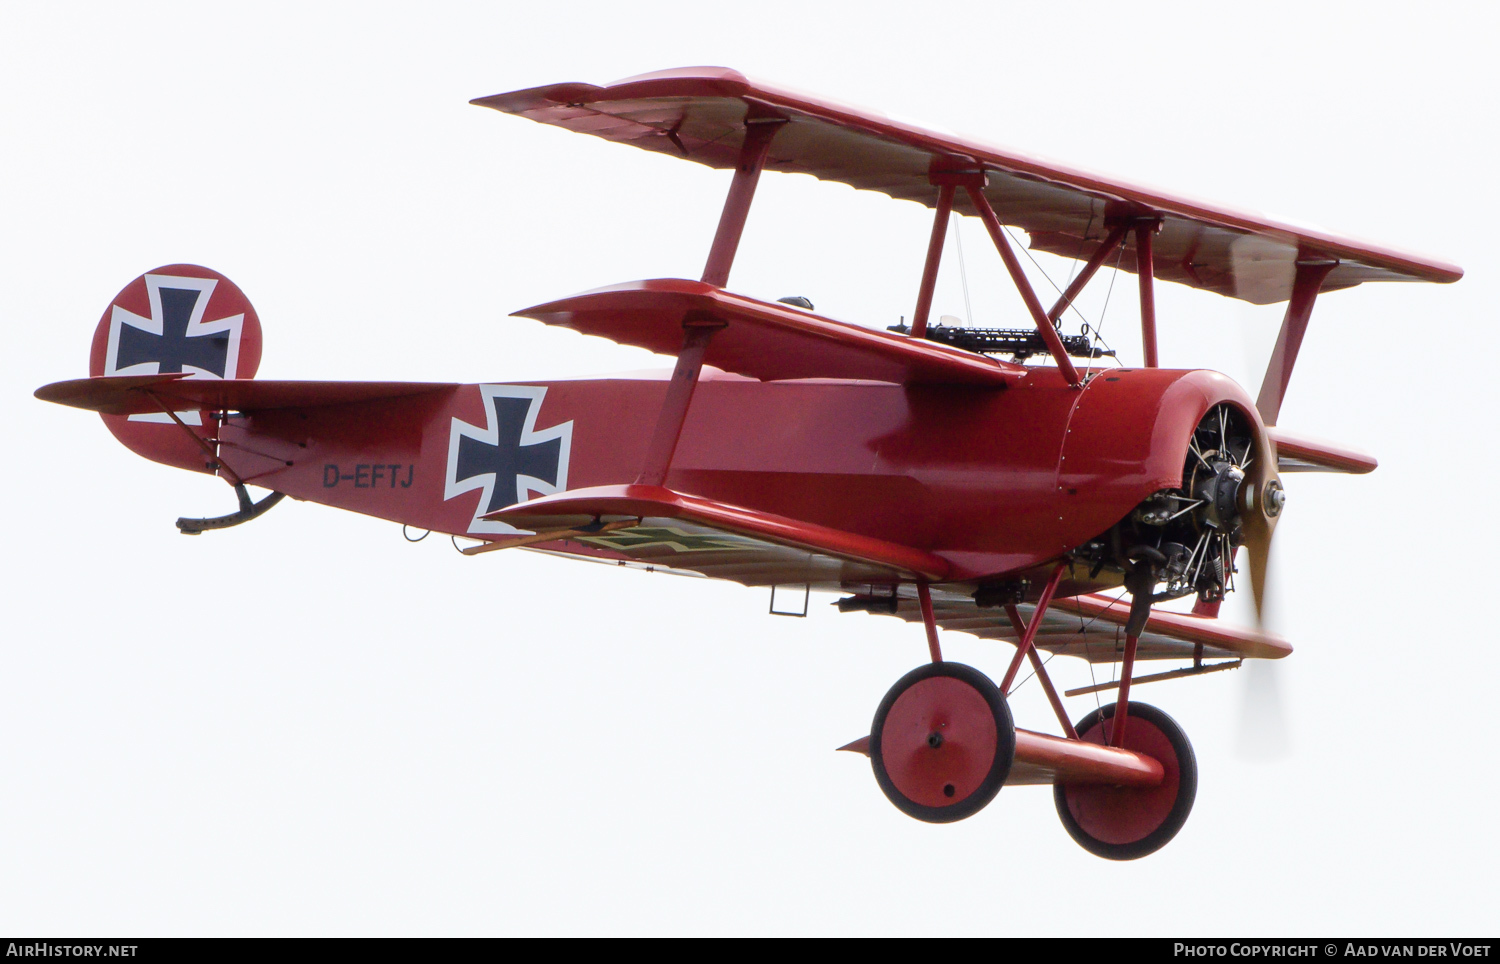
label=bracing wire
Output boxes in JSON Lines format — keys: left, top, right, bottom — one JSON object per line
{"left": 975, "top": 213, "right": 1125, "bottom": 379}
{"left": 1009, "top": 647, "right": 1060, "bottom": 694}
{"left": 1085, "top": 633, "right": 1101, "bottom": 712}
{"left": 1082, "top": 241, "right": 1129, "bottom": 380}
{"left": 952, "top": 213, "right": 973, "bottom": 326}
{"left": 1003, "top": 224, "right": 1090, "bottom": 328}
{"left": 1063, "top": 207, "right": 1097, "bottom": 290}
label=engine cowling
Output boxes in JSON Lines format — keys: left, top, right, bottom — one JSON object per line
{"left": 1057, "top": 368, "right": 1278, "bottom": 605}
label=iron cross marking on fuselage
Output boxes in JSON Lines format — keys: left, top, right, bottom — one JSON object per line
{"left": 115, "top": 287, "right": 231, "bottom": 376}
{"left": 453, "top": 394, "right": 564, "bottom": 515}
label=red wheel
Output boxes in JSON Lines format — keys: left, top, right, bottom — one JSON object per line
{"left": 1054, "top": 701, "right": 1197, "bottom": 859}
{"left": 869, "top": 662, "right": 1015, "bottom": 823}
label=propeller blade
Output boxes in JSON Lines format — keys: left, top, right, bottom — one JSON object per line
{"left": 1234, "top": 420, "right": 1291, "bottom": 759}
{"left": 1243, "top": 516, "right": 1271, "bottom": 626}
{"left": 1239, "top": 425, "right": 1283, "bottom": 627}
{"left": 1234, "top": 657, "right": 1292, "bottom": 760}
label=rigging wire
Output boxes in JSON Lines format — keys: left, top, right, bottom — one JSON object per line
{"left": 1082, "top": 240, "right": 1129, "bottom": 380}
{"left": 1063, "top": 207, "right": 1097, "bottom": 289}
{"left": 952, "top": 213, "right": 973, "bottom": 326}
{"left": 1002, "top": 224, "right": 1091, "bottom": 328}
{"left": 966, "top": 213, "right": 1128, "bottom": 375}
{"left": 1084, "top": 631, "right": 1100, "bottom": 709}
{"left": 1077, "top": 594, "right": 1132, "bottom": 715}
{"left": 1009, "top": 646, "right": 1060, "bottom": 694}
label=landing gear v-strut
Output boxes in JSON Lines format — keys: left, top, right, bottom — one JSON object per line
{"left": 853, "top": 569, "right": 1197, "bottom": 859}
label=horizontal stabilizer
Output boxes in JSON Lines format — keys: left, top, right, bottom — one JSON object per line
{"left": 1269, "top": 427, "right": 1377, "bottom": 474}
{"left": 516, "top": 279, "right": 1022, "bottom": 387}
{"left": 36, "top": 375, "right": 455, "bottom": 415}
{"left": 485, "top": 483, "right": 951, "bottom": 584}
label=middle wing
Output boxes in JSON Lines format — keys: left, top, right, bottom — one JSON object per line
{"left": 516, "top": 279, "right": 1021, "bottom": 387}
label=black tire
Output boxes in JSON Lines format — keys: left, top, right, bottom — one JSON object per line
{"left": 870, "top": 662, "right": 1015, "bottom": 824}
{"left": 1053, "top": 701, "right": 1197, "bottom": 859}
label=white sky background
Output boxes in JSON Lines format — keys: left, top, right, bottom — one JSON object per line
{"left": 1, "top": 0, "right": 1494, "bottom": 936}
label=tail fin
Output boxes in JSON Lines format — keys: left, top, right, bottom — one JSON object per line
{"left": 87, "top": 265, "right": 262, "bottom": 474}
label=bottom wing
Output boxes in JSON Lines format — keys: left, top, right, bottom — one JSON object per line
{"left": 485, "top": 483, "right": 950, "bottom": 589}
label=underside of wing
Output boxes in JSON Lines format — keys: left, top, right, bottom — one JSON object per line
{"left": 480, "top": 483, "right": 950, "bottom": 588}
{"left": 853, "top": 584, "right": 1289, "bottom": 663}
{"left": 475, "top": 67, "right": 1461, "bottom": 305}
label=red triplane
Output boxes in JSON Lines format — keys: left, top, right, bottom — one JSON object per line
{"left": 38, "top": 68, "right": 1460, "bottom": 858}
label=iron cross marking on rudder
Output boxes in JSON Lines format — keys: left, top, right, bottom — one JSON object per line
{"left": 108, "top": 275, "right": 243, "bottom": 378}
{"left": 445, "top": 385, "right": 573, "bottom": 534}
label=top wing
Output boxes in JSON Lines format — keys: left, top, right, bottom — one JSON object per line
{"left": 475, "top": 67, "right": 1462, "bottom": 305}
{"left": 517, "top": 279, "right": 1021, "bottom": 386}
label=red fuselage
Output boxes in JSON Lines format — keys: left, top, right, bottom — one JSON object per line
{"left": 185, "top": 364, "right": 1257, "bottom": 587}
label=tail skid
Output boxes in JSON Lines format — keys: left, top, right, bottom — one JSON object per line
{"left": 177, "top": 484, "right": 285, "bottom": 535}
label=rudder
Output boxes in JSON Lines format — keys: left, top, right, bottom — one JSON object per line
{"left": 88, "top": 265, "right": 263, "bottom": 474}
